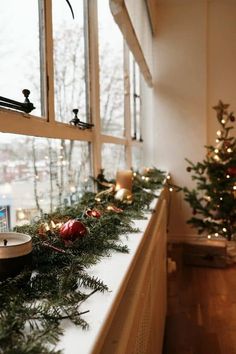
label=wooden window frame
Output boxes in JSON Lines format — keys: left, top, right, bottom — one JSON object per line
{"left": 0, "top": 0, "right": 143, "bottom": 179}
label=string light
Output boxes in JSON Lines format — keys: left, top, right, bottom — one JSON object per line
{"left": 226, "top": 175, "right": 230, "bottom": 179}
{"left": 70, "top": 186, "right": 76, "bottom": 193}
{"left": 222, "top": 228, "right": 227, "bottom": 232}
{"left": 216, "top": 139, "right": 219, "bottom": 143}
{"left": 167, "top": 175, "right": 171, "bottom": 180}
{"left": 169, "top": 187, "right": 173, "bottom": 192}
{"left": 145, "top": 177, "right": 150, "bottom": 182}
{"left": 133, "top": 172, "right": 137, "bottom": 177}
{"left": 220, "top": 197, "right": 223, "bottom": 201}
{"left": 216, "top": 130, "right": 222, "bottom": 137}
{"left": 221, "top": 119, "right": 226, "bottom": 124}
{"left": 233, "top": 186, "right": 236, "bottom": 191}
{"left": 141, "top": 176, "right": 145, "bottom": 180}
{"left": 214, "top": 155, "right": 220, "bottom": 161}
{"left": 214, "top": 233, "right": 219, "bottom": 237}
{"left": 207, "top": 235, "right": 211, "bottom": 239}
{"left": 214, "top": 148, "right": 219, "bottom": 153}
{"left": 227, "top": 148, "right": 232, "bottom": 153}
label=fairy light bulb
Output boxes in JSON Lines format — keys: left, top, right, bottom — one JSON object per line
{"left": 227, "top": 148, "right": 232, "bottom": 153}
{"left": 167, "top": 175, "right": 171, "bottom": 180}
{"left": 141, "top": 176, "right": 145, "bottom": 180}
{"left": 226, "top": 175, "right": 230, "bottom": 179}
{"left": 233, "top": 186, "right": 236, "bottom": 191}
{"left": 169, "top": 187, "right": 173, "bottom": 192}
{"left": 207, "top": 235, "right": 211, "bottom": 239}
{"left": 216, "top": 130, "right": 221, "bottom": 137}
{"left": 215, "top": 233, "right": 219, "bottom": 237}
{"left": 221, "top": 119, "right": 226, "bottom": 124}
{"left": 216, "top": 139, "right": 219, "bottom": 143}
{"left": 220, "top": 197, "right": 223, "bottom": 201}
{"left": 214, "top": 148, "right": 219, "bottom": 153}
{"left": 222, "top": 228, "right": 227, "bottom": 232}
{"left": 133, "top": 172, "right": 137, "bottom": 177}
{"left": 214, "top": 155, "right": 220, "bottom": 161}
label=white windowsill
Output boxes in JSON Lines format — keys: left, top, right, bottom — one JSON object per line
{"left": 56, "top": 194, "right": 161, "bottom": 354}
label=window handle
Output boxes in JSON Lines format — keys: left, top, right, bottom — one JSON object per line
{"left": 0, "top": 89, "right": 35, "bottom": 114}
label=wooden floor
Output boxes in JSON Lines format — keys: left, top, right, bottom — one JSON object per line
{"left": 163, "top": 244, "right": 236, "bottom": 354}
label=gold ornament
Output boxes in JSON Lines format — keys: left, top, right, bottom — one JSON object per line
{"left": 114, "top": 188, "right": 133, "bottom": 204}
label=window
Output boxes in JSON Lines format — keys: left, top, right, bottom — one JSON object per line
{"left": 98, "top": 0, "right": 125, "bottom": 137}
{"left": 52, "top": 0, "right": 87, "bottom": 123}
{"left": 130, "top": 53, "right": 142, "bottom": 141}
{"left": 102, "top": 144, "right": 125, "bottom": 179}
{"left": 0, "top": 1, "right": 144, "bottom": 226}
{"left": 0, "top": 1, "right": 43, "bottom": 116}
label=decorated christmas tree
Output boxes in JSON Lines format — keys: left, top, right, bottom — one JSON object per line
{"left": 182, "top": 101, "right": 236, "bottom": 240}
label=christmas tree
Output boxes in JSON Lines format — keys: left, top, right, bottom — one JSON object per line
{"left": 182, "top": 101, "right": 236, "bottom": 240}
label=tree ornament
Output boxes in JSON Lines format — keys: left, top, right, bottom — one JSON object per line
{"left": 227, "top": 166, "right": 236, "bottom": 177}
{"left": 106, "top": 205, "right": 123, "bottom": 213}
{"left": 95, "top": 182, "right": 115, "bottom": 202}
{"left": 114, "top": 188, "right": 133, "bottom": 204}
{"left": 59, "top": 219, "right": 87, "bottom": 243}
{"left": 38, "top": 221, "right": 64, "bottom": 238}
{"left": 229, "top": 114, "right": 235, "bottom": 122}
{"left": 85, "top": 209, "right": 101, "bottom": 218}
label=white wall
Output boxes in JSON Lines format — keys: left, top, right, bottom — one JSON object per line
{"left": 143, "top": 0, "right": 236, "bottom": 241}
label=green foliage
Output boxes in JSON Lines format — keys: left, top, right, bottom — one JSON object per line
{"left": 182, "top": 101, "right": 236, "bottom": 240}
{"left": 0, "top": 168, "right": 165, "bottom": 353}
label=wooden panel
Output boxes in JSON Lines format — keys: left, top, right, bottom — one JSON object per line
{"left": 91, "top": 188, "right": 168, "bottom": 354}
{"left": 109, "top": 0, "right": 153, "bottom": 87}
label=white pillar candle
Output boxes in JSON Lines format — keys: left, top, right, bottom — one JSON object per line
{"left": 115, "top": 170, "right": 133, "bottom": 191}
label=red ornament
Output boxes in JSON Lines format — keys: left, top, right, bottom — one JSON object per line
{"left": 227, "top": 167, "right": 236, "bottom": 177}
{"left": 85, "top": 209, "right": 101, "bottom": 218}
{"left": 59, "top": 219, "right": 87, "bottom": 243}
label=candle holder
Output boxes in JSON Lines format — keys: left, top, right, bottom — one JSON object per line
{"left": 0, "top": 232, "right": 32, "bottom": 280}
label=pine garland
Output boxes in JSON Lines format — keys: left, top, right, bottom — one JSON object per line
{"left": 0, "top": 168, "right": 165, "bottom": 354}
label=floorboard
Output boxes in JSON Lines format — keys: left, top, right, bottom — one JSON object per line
{"left": 163, "top": 243, "right": 236, "bottom": 354}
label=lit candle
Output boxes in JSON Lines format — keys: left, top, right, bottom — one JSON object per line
{"left": 0, "top": 232, "right": 32, "bottom": 280}
{"left": 115, "top": 170, "right": 133, "bottom": 191}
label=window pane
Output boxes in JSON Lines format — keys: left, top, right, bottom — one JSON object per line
{"left": 130, "top": 54, "right": 141, "bottom": 140}
{"left": 52, "top": 0, "right": 87, "bottom": 123}
{"left": 0, "top": 133, "right": 91, "bottom": 227}
{"left": 102, "top": 144, "right": 125, "bottom": 179}
{"left": 132, "top": 146, "right": 143, "bottom": 171}
{"left": 98, "top": 1, "right": 125, "bottom": 137}
{"left": 0, "top": 1, "right": 43, "bottom": 117}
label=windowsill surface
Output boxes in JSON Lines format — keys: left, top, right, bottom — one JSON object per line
{"left": 57, "top": 194, "right": 161, "bottom": 354}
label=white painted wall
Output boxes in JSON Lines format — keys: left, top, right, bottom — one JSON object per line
{"left": 142, "top": 0, "right": 236, "bottom": 241}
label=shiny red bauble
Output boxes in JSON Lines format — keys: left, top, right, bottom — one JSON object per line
{"left": 59, "top": 219, "right": 87, "bottom": 243}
